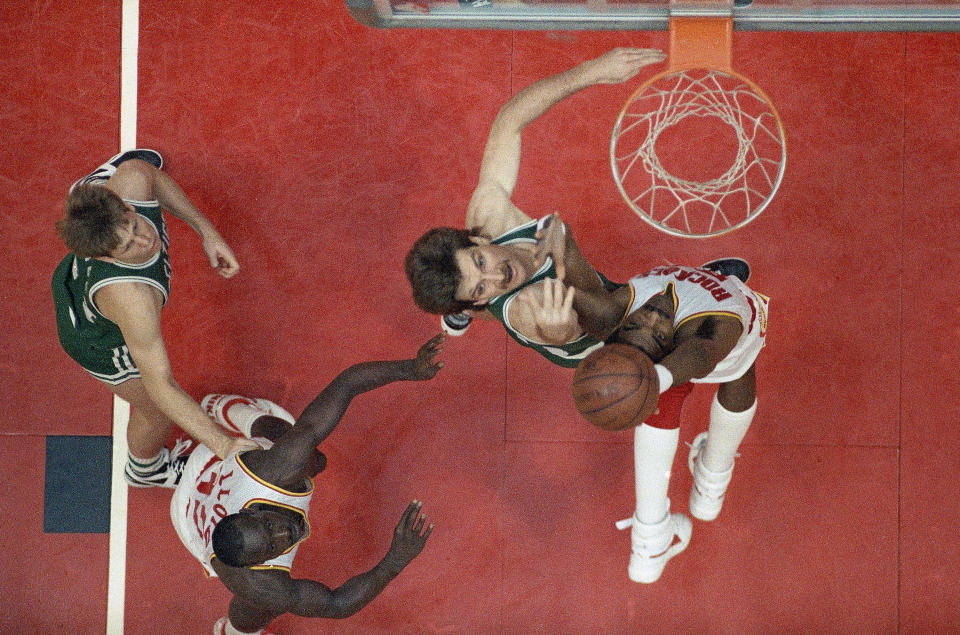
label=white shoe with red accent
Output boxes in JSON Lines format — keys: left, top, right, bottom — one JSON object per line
{"left": 201, "top": 394, "right": 296, "bottom": 434}
{"left": 622, "top": 509, "right": 692, "bottom": 583}
{"left": 688, "top": 432, "right": 735, "bottom": 521}
{"left": 250, "top": 397, "right": 295, "bottom": 425}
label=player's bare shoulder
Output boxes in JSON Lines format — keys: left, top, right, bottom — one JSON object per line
{"left": 466, "top": 181, "right": 533, "bottom": 238}
{"left": 93, "top": 279, "right": 164, "bottom": 323}
{"left": 105, "top": 159, "right": 155, "bottom": 201}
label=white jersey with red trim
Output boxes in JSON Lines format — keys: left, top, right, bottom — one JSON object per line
{"left": 170, "top": 440, "right": 313, "bottom": 577}
{"left": 625, "top": 265, "right": 769, "bottom": 383}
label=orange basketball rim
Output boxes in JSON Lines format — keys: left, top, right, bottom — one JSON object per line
{"left": 611, "top": 2, "right": 788, "bottom": 238}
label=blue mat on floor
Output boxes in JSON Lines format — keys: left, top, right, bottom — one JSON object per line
{"left": 44, "top": 435, "right": 112, "bottom": 533}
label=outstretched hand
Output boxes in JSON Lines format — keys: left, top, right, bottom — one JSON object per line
{"left": 221, "top": 436, "right": 262, "bottom": 459}
{"left": 384, "top": 500, "right": 434, "bottom": 574}
{"left": 533, "top": 212, "right": 567, "bottom": 281}
{"left": 406, "top": 333, "right": 445, "bottom": 380}
{"left": 583, "top": 47, "right": 667, "bottom": 85}
{"left": 518, "top": 277, "right": 581, "bottom": 345}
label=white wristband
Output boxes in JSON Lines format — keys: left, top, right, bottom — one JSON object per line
{"left": 654, "top": 364, "right": 673, "bottom": 394}
{"left": 441, "top": 312, "right": 472, "bottom": 336}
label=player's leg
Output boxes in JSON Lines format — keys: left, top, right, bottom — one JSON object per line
{"left": 626, "top": 384, "right": 694, "bottom": 583}
{"left": 109, "top": 377, "right": 187, "bottom": 488}
{"left": 688, "top": 364, "right": 757, "bottom": 521}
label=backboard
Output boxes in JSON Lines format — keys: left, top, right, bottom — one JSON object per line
{"left": 347, "top": 0, "right": 960, "bottom": 31}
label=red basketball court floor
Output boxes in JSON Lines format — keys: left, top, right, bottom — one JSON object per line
{"left": 2, "top": 1, "right": 959, "bottom": 632}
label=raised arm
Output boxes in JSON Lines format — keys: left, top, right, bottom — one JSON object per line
{"left": 95, "top": 283, "right": 254, "bottom": 459}
{"left": 466, "top": 48, "right": 665, "bottom": 238}
{"left": 511, "top": 273, "right": 635, "bottom": 346}
{"left": 259, "top": 334, "right": 444, "bottom": 478}
{"left": 108, "top": 160, "right": 240, "bottom": 278}
{"left": 216, "top": 501, "right": 433, "bottom": 628}
{"left": 513, "top": 277, "right": 582, "bottom": 345}
{"left": 506, "top": 214, "right": 617, "bottom": 344}
{"left": 573, "top": 284, "right": 635, "bottom": 340}
{"left": 532, "top": 212, "right": 606, "bottom": 293}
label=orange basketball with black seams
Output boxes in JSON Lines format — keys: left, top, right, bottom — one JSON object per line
{"left": 572, "top": 344, "right": 660, "bottom": 431}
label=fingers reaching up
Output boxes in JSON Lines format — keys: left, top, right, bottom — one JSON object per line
{"left": 388, "top": 500, "right": 434, "bottom": 565}
{"left": 585, "top": 47, "right": 667, "bottom": 85}
{"left": 533, "top": 212, "right": 568, "bottom": 281}
{"left": 517, "top": 277, "right": 580, "bottom": 345}
{"left": 410, "top": 333, "right": 445, "bottom": 380}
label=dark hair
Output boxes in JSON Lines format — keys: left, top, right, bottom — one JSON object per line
{"left": 404, "top": 227, "right": 476, "bottom": 314}
{"left": 211, "top": 514, "right": 248, "bottom": 567}
{"left": 56, "top": 185, "right": 128, "bottom": 257}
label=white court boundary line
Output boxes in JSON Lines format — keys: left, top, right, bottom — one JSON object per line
{"left": 107, "top": 1, "right": 139, "bottom": 633}
{"left": 107, "top": 395, "right": 131, "bottom": 635}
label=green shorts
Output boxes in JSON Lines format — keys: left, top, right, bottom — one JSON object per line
{"left": 59, "top": 335, "right": 140, "bottom": 385}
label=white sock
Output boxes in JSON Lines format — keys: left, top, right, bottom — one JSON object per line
{"left": 634, "top": 423, "right": 680, "bottom": 525}
{"left": 127, "top": 449, "right": 164, "bottom": 474}
{"left": 701, "top": 395, "right": 757, "bottom": 473}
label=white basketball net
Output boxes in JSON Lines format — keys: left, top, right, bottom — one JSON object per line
{"left": 611, "top": 68, "right": 786, "bottom": 238}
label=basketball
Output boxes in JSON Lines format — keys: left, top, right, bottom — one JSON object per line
{"left": 572, "top": 344, "right": 660, "bottom": 431}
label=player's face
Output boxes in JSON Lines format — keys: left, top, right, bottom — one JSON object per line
{"left": 107, "top": 207, "right": 161, "bottom": 263}
{"left": 454, "top": 242, "right": 534, "bottom": 305}
{"left": 615, "top": 300, "right": 675, "bottom": 362}
{"left": 237, "top": 508, "right": 308, "bottom": 565}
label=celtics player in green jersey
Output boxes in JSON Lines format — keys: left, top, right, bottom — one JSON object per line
{"left": 405, "top": 48, "right": 668, "bottom": 367}
{"left": 52, "top": 150, "right": 258, "bottom": 488}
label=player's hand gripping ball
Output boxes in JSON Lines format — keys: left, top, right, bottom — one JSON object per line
{"left": 572, "top": 344, "right": 660, "bottom": 431}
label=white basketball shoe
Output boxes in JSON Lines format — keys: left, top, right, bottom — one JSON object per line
{"left": 626, "top": 509, "right": 692, "bottom": 583}
{"left": 688, "top": 432, "right": 735, "bottom": 521}
{"left": 201, "top": 394, "right": 296, "bottom": 435}
{"left": 124, "top": 437, "right": 193, "bottom": 489}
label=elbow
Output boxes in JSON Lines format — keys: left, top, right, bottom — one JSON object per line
{"left": 490, "top": 107, "right": 524, "bottom": 137}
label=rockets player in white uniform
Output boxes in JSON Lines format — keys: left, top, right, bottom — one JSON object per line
{"left": 170, "top": 334, "right": 444, "bottom": 635}
{"left": 562, "top": 263, "right": 769, "bottom": 584}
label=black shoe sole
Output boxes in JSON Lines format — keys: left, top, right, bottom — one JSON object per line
{"left": 106, "top": 149, "right": 163, "bottom": 170}
{"left": 701, "top": 258, "right": 751, "bottom": 283}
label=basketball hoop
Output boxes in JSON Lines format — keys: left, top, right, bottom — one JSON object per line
{"left": 611, "top": 9, "right": 787, "bottom": 238}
